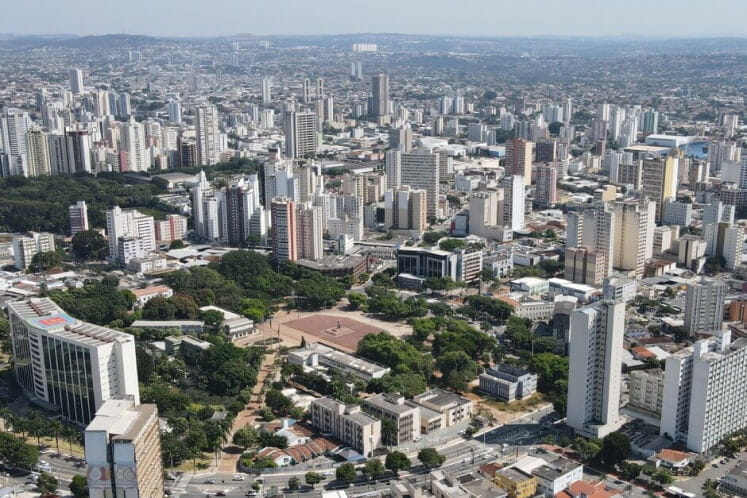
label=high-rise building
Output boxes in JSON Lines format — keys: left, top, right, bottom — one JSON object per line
{"left": 296, "top": 203, "right": 323, "bottom": 260}
{"left": 195, "top": 105, "right": 220, "bottom": 166}
{"left": 566, "top": 288, "right": 626, "bottom": 438}
{"left": 505, "top": 138, "right": 533, "bottom": 185}
{"left": 120, "top": 118, "right": 147, "bottom": 172}
{"left": 389, "top": 127, "right": 413, "bottom": 152}
{"left": 708, "top": 140, "right": 740, "bottom": 173}
{"left": 7, "top": 298, "right": 139, "bottom": 426}
{"left": 85, "top": 397, "right": 164, "bottom": 498}
{"left": 12, "top": 232, "right": 55, "bottom": 270}
{"left": 661, "top": 331, "right": 747, "bottom": 453}
{"left": 641, "top": 156, "right": 679, "bottom": 223}
{"left": 371, "top": 73, "right": 390, "bottom": 119}
{"left": 611, "top": 200, "right": 655, "bottom": 279}
{"left": 684, "top": 279, "right": 726, "bottom": 336}
{"left": 65, "top": 125, "right": 93, "bottom": 173}
{"left": 69, "top": 200, "right": 90, "bottom": 235}
{"left": 723, "top": 225, "right": 743, "bottom": 270}
{"left": 105, "top": 206, "right": 156, "bottom": 264}
{"left": 703, "top": 200, "right": 735, "bottom": 226}
{"left": 25, "top": 128, "right": 51, "bottom": 176}
{"left": 261, "top": 77, "right": 272, "bottom": 104}
{"left": 284, "top": 111, "right": 318, "bottom": 159}
{"left": 385, "top": 150, "right": 402, "bottom": 189}
{"left": 310, "top": 397, "right": 380, "bottom": 457}
{"left": 662, "top": 199, "right": 693, "bottom": 227}
{"left": 468, "top": 190, "right": 500, "bottom": 237}
{"left": 384, "top": 186, "right": 427, "bottom": 232}
{"left": 167, "top": 100, "right": 182, "bottom": 124}
{"left": 534, "top": 164, "right": 557, "bottom": 207}
{"left": 302, "top": 78, "right": 312, "bottom": 103}
{"left": 70, "top": 68, "right": 84, "bottom": 95}
{"left": 502, "top": 175, "right": 525, "bottom": 231}
{"left": 399, "top": 149, "right": 440, "bottom": 220}
{"left": 222, "top": 183, "right": 259, "bottom": 246}
{"left": 1, "top": 108, "right": 31, "bottom": 157}
{"left": 564, "top": 247, "right": 606, "bottom": 286}
{"left": 271, "top": 198, "right": 297, "bottom": 263}
{"left": 154, "top": 214, "right": 188, "bottom": 242}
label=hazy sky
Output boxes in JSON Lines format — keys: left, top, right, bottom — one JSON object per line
{"left": 3, "top": 0, "right": 747, "bottom": 38}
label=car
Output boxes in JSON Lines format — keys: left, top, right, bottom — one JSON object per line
{"left": 216, "top": 491, "right": 227, "bottom": 497}
{"left": 233, "top": 474, "right": 246, "bottom": 481}
{"left": 713, "top": 463, "right": 720, "bottom": 468}
{"left": 204, "top": 479, "right": 216, "bottom": 484}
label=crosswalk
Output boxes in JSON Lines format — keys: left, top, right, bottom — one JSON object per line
{"left": 170, "top": 474, "right": 192, "bottom": 495}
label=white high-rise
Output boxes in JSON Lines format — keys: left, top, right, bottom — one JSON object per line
{"left": 120, "top": 118, "right": 147, "bottom": 172}
{"left": 196, "top": 105, "right": 220, "bottom": 166}
{"left": 296, "top": 203, "right": 324, "bottom": 261}
{"left": 25, "top": 128, "right": 51, "bottom": 177}
{"left": 70, "top": 68, "right": 84, "bottom": 94}
{"left": 69, "top": 200, "right": 90, "bottom": 235}
{"left": 168, "top": 100, "right": 182, "bottom": 124}
{"left": 284, "top": 111, "right": 318, "bottom": 159}
{"left": 400, "top": 149, "right": 440, "bottom": 220}
{"left": 611, "top": 199, "right": 655, "bottom": 279}
{"left": 661, "top": 331, "right": 747, "bottom": 453}
{"left": 566, "top": 284, "right": 626, "bottom": 439}
{"left": 502, "top": 175, "right": 525, "bottom": 231}
{"left": 105, "top": 206, "right": 156, "bottom": 264}
{"left": 385, "top": 150, "right": 402, "bottom": 189}
{"left": 684, "top": 279, "right": 726, "bottom": 336}
{"left": 262, "top": 77, "right": 272, "bottom": 104}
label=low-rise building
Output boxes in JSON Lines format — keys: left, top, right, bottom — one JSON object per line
{"left": 648, "top": 449, "right": 692, "bottom": 475}
{"left": 721, "top": 459, "right": 747, "bottom": 496}
{"left": 363, "top": 393, "right": 421, "bottom": 445}
{"left": 479, "top": 365, "right": 538, "bottom": 402}
{"left": 412, "top": 389, "right": 473, "bottom": 427}
{"left": 131, "top": 285, "right": 173, "bottom": 307}
{"left": 493, "top": 467, "right": 537, "bottom": 498}
{"left": 531, "top": 457, "right": 583, "bottom": 496}
{"left": 288, "top": 342, "right": 390, "bottom": 381}
{"left": 509, "top": 277, "right": 549, "bottom": 297}
{"left": 199, "top": 305, "right": 254, "bottom": 341}
{"left": 310, "top": 397, "right": 380, "bottom": 457}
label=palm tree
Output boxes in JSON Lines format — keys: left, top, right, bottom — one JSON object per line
{"left": 49, "top": 421, "right": 64, "bottom": 455}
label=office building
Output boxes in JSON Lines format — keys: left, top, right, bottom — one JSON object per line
{"left": 310, "top": 397, "right": 380, "bottom": 457}
{"left": 662, "top": 199, "right": 693, "bottom": 227}
{"left": 371, "top": 73, "right": 390, "bottom": 119}
{"left": 85, "top": 397, "right": 163, "bottom": 498}
{"left": 167, "top": 100, "right": 181, "bottom": 124}
{"left": 479, "top": 364, "right": 538, "bottom": 402}
{"left": 384, "top": 186, "right": 427, "bottom": 232}
{"left": 534, "top": 164, "right": 557, "bottom": 207}
{"left": 105, "top": 206, "right": 156, "bottom": 264}
{"left": 70, "top": 68, "right": 84, "bottom": 94}
{"left": 703, "top": 200, "right": 735, "bottom": 226}
{"left": 566, "top": 292, "right": 625, "bottom": 438}
{"left": 502, "top": 175, "right": 525, "bottom": 231}
{"left": 641, "top": 156, "right": 679, "bottom": 223}
{"left": 535, "top": 138, "right": 558, "bottom": 163}
{"left": 69, "top": 200, "right": 89, "bottom": 235}
{"left": 611, "top": 199, "right": 656, "bottom": 279}
{"left": 7, "top": 298, "right": 139, "bottom": 426}
{"left": 302, "top": 78, "right": 312, "bottom": 103}
{"left": 12, "top": 232, "right": 55, "bottom": 270}
{"left": 120, "top": 118, "right": 147, "bottom": 172}
{"left": 284, "top": 111, "right": 318, "bottom": 159}
{"left": 396, "top": 246, "right": 482, "bottom": 286}
{"left": 684, "top": 279, "right": 726, "bottom": 335}
{"left": 708, "top": 140, "right": 740, "bottom": 173}
{"left": 261, "top": 77, "right": 272, "bottom": 103}
{"left": 195, "top": 105, "right": 220, "bottom": 166}
{"left": 288, "top": 342, "right": 390, "bottom": 381}
{"left": 385, "top": 150, "right": 401, "bottom": 189}
{"left": 389, "top": 127, "right": 413, "bottom": 152}
{"left": 505, "top": 138, "right": 533, "bottom": 185}
{"left": 661, "top": 331, "right": 747, "bottom": 453}
{"left": 399, "top": 149, "right": 440, "bottom": 220}
{"left": 723, "top": 225, "right": 743, "bottom": 270}
{"left": 25, "top": 128, "right": 51, "bottom": 176}
{"left": 65, "top": 125, "right": 93, "bottom": 173}
{"left": 363, "top": 394, "right": 421, "bottom": 446}
{"left": 412, "top": 389, "right": 473, "bottom": 427}
{"left": 628, "top": 369, "right": 664, "bottom": 415}
{"left": 564, "top": 247, "right": 606, "bottom": 286}
{"left": 296, "top": 203, "right": 323, "bottom": 261}
{"left": 271, "top": 198, "right": 298, "bottom": 263}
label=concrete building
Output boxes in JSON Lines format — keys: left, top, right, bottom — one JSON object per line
{"left": 396, "top": 247, "right": 482, "bottom": 286}
{"left": 662, "top": 199, "right": 693, "bottom": 227}
{"left": 296, "top": 203, "right": 323, "bottom": 261}
{"left": 399, "top": 149, "right": 440, "bottom": 220}
{"left": 505, "top": 137, "right": 533, "bottom": 185}
{"left": 284, "top": 111, "right": 318, "bottom": 159}
{"left": 479, "top": 364, "right": 538, "bottom": 402}
{"left": 502, "top": 175, "right": 526, "bottom": 231}
{"left": 534, "top": 164, "right": 557, "bottom": 207}
{"left": 531, "top": 457, "right": 584, "bottom": 496}
{"left": 363, "top": 394, "right": 421, "bottom": 446}
{"left": 195, "top": 105, "right": 220, "bottom": 166}
{"left": 7, "top": 298, "right": 139, "bottom": 426}
{"left": 154, "top": 214, "right": 187, "bottom": 242}
{"left": 661, "top": 331, "right": 747, "bottom": 453}
{"left": 684, "top": 279, "right": 725, "bottom": 336}
{"left": 310, "top": 397, "right": 381, "bottom": 457}
{"left": 412, "top": 389, "right": 473, "bottom": 427}
{"left": 494, "top": 467, "right": 537, "bottom": 498}
{"left": 69, "top": 200, "right": 89, "bottom": 235}
{"left": 564, "top": 247, "right": 606, "bottom": 286}
{"left": 85, "top": 397, "right": 163, "bottom": 498}
{"left": 611, "top": 199, "right": 656, "bottom": 279}
{"left": 566, "top": 293, "right": 625, "bottom": 438}
{"left": 628, "top": 369, "right": 665, "bottom": 415}
{"left": 641, "top": 156, "right": 679, "bottom": 223}
{"left": 271, "top": 198, "right": 298, "bottom": 263}
{"left": 12, "top": 232, "right": 55, "bottom": 270}
{"left": 384, "top": 186, "right": 427, "bottom": 232}
{"left": 105, "top": 206, "right": 156, "bottom": 265}
{"left": 371, "top": 74, "right": 390, "bottom": 119}
{"left": 287, "top": 342, "right": 390, "bottom": 381}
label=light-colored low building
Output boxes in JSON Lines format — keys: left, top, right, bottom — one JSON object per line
{"left": 413, "top": 389, "right": 473, "bottom": 427}
{"left": 721, "top": 459, "right": 747, "bottom": 496}
{"left": 310, "top": 397, "right": 381, "bottom": 457}
{"left": 628, "top": 369, "right": 665, "bottom": 415}
{"left": 131, "top": 285, "right": 173, "bottom": 307}
{"left": 363, "top": 393, "right": 421, "bottom": 445}
{"left": 288, "top": 342, "right": 390, "bottom": 381}
{"left": 199, "top": 305, "right": 255, "bottom": 341}
{"left": 479, "top": 365, "right": 538, "bottom": 402}
{"left": 493, "top": 467, "right": 537, "bottom": 498}
{"left": 531, "top": 457, "right": 584, "bottom": 496}
{"left": 509, "top": 277, "right": 549, "bottom": 297}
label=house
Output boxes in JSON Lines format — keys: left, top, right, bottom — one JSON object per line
{"left": 131, "top": 285, "right": 173, "bottom": 307}
{"left": 648, "top": 449, "right": 692, "bottom": 474}
{"left": 557, "top": 480, "right": 624, "bottom": 498}
{"left": 255, "top": 447, "right": 293, "bottom": 467}
{"left": 530, "top": 457, "right": 583, "bottom": 495}
{"left": 493, "top": 467, "right": 537, "bottom": 498}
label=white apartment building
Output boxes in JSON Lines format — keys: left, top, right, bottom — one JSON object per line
{"left": 69, "top": 200, "right": 89, "bottom": 235}
{"left": 310, "top": 397, "right": 381, "bottom": 457}
{"left": 105, "top": 206, "right": 156, "bottom": 264}
{"left": 661, "top": 331, "right": 747, "bottom": 453}
{"left": 566, "top": 295, "right": 625, "bottom": 438}
{"left": 684, "top": 279, "right": 725, "bottom": 335}
{"left": 12, "top": 232, "right": 55, "bottom": 270}
{"left": 284, "top": 111, "right": 318, "bottom": 159}
{"left": 196, "top": 105, "right": 220, "bottom": 166}
{"left": 363, "top": 394, "right": 421, "bottom": 446}
{"left": 399, "top": 149, "right": 441, "bottom": 220}
{"left": 154, "top": 214, "right": 188, "bottom": 242}
{"left": 85, "top": 398, "right": 164, "bottom": 498}
{"left": 7, "top": 298, "right": 139, "bottom": 426}
{"left": 412, "top": 389, "right": 473, "bottom": 427}
{"left": 611, "top": 199, "right": 655, "bottom": 279}
{"left": 502, "top": 174, "right": 525, "bottom": 231}
{"left": 628, "top": 369, "right": 665, "bottom": 415}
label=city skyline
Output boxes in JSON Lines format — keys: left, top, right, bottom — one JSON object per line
{"left": 1, "top": 0, "right": 747, "bottom": 38}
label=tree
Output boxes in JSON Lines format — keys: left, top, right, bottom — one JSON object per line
{"left": 347, "top": 292, "right": 367, "bottom": 310}
{"left": 69, "top": 474, "right": 89, "bottom": 498}
{"left": 72, "top": 230, "right": 108, "bottom": 261}
{"left": 238, "top": 298, "right": 272, "bottom": 322}
{"left": 37, "top": 472, "right": 58, "bottom": 494}
{"left": 30, "top": 250, "right": 62, "bottom": 271}
{"left": 232, "top": 427, "right": 259, "bottom": 451}
{"left": 618, "top": 461, "right": 642, "bottom": 480}
{"left": 362, "top": 458, "right": 385, "bottom": 479}
{"left": 654, "top": 469, "right": 673, "bottom": 485}
{"left": 436, "top": 351, "right": 479, "bottom": 392}
{"left": 336, "top": 463, "right": 357, "bottom": 484}
{"left": 367, "top": 373, "right": 427, "bottom": 398}
{"left": 438, "top": 239, "right": 466, "bottom": 252}
{"left": 305, "top": 471, "right": 321, "bottom": 487}
{"left": 691, "top": 459, "right": 705, "bottom": 476}
{"left": 572, "top": 437, "right": 601, "bottom": 462}
{"left": 200, "top": 309, "right": 224, "bottom": 330}
{"left": 483, "top": 90, "right": 498, "bottom": 101}
{"left": 418, "top": 448, "right": 446, "bottom": 469}
{"left": 548, "top": 121, "right": 563, "bottom": 135}
{"left": 287, "top": 476, "right": 300, "bottom": 490}
{"left": 169, "top": 239, "right": 186, "bottom": 249}
{"left": 422, "top": 231, "right": 446, "bottom": 245}
{"left": 385, "top": 451, "right": 411, "bottom": 473}
{"left": 599, "top": 432, "right": 631, "bottom": 466}
{"left": 265, "top": 389, "right": 294, "bottom": 416}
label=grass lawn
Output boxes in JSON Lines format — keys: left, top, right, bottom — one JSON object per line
{"left": 168, "top": 452, "right": 213, "bottom": 473}
{"left": 484, "top": 393, "right": 545, "bottom": 413}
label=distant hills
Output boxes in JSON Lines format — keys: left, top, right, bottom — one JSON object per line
{"left": 0, "top": 33, "right": 159, "bottom": 50}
